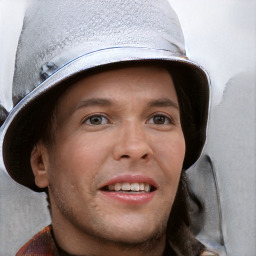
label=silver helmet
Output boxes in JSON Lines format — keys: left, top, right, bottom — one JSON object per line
{"left": 1, "top": 0, "right": 210, "bottom": 191}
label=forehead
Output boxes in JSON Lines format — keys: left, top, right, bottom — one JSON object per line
{"left": 56, "top": 65, "right": 178, "bottom": 108}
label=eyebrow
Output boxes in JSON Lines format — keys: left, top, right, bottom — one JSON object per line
{"left": 148, "top": 98, "right": 179, "bottom": 110}
{"left": 75, "top": 98, "right": 112, "bottom": 110}
{"left": 75, "top": 97, "right": 179, "bottom": 111}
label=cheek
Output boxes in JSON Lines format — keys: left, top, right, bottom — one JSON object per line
{"left": 153, "top": 132, "right": 185, "bottom": 169}
{"left": 49, "top": 133, "right": 112, "bottom": 186}
{"left": 151, "top": 132, "right": 185, "bottom": 189}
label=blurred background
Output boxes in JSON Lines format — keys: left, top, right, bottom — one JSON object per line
{"left": 0, "top": 0, "right": 255, "bottom": 255}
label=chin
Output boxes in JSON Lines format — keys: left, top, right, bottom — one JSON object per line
{"left": 100, "top": 216, "right": 167, "bottom": 245}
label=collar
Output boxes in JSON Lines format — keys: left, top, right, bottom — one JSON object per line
{"left": 16, "top": 225, "right": 56, "bottom": 256}
{"left": 16, "top": 225, "right": 218, "bottom": 256}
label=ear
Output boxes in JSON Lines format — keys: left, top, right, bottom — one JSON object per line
{"left": 30, "top": 142, "right": 50, "bottom": 188}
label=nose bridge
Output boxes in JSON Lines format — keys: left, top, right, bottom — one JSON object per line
{"left": 126, "top": 121, "right": 146, "bottom": 146}
{"left": 113, "top": 120, "right": 152, "bottom": 160}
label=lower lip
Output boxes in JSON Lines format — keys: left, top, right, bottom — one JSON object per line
{"left": 99, "top": 191, "right": 156, "bottom": 205}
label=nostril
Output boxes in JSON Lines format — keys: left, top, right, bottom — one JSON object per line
{"left": 121, "top": 155, "right": 130, "bottom": 158}
{"left": 142, "top": 154, "right": 148, "bottom": 159}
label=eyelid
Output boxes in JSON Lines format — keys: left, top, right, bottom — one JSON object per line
{"left": 146, "top": 112, "right": 175, "bottom": 125}
{"left": 81, "top": 113, "right": 112, "bottom": 125}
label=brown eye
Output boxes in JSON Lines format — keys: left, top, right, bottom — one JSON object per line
{"left": 84, "top": 115, "right": 108, "bottom": 125}
{"left": 153, "top": 116, "right": 166, "bottom": 124}
{"left": 147, "top": 114, "right": 173, "bottom": 125}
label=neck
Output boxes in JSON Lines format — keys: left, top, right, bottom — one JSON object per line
{"left": 52, "top": 216, "right": 166, "bottom": 256}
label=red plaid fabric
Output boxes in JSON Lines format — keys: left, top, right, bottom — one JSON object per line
{"left": 16, "top": 225, "right": 56, "bottom": 256}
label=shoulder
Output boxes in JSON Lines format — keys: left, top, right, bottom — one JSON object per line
{"left": 16, "top": 225, "right": 55, "bottom": 256}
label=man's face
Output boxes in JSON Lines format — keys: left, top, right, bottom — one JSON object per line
{"left": 34, "top": 65, "right": 185, "bottom": 246}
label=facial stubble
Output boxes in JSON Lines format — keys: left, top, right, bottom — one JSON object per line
{"left": 48, "top": 183, "right": 171, "bottom": 254}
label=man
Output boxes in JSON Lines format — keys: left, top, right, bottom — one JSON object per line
{"left": 1, "top": 0, "right": 217, "bottom": 255}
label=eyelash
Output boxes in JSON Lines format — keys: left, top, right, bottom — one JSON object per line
{"left": 82, "top": 113, "right": 174, "bottom": 126}
{"left": 147, "top": 113, "right": 174, "bottom": 125}
{"left": 82, "top": 113, "right": 111, "bottom": 125}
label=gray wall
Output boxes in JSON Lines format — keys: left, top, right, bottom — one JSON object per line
{"left": 0, "top": 0, "right": 255, "bottom": 255}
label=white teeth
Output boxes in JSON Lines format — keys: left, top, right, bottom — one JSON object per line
{"left": 122, "top": 183, "right": 130, "bottom": 191}
{"left": 145, "top": 184, "right": 150, "bottom": 192}
{"left": 131, "top": 183, "right": 140, "bottom": 191}
{"left": 139, "top": 183, "right": 145, "bottom": 191}
{"left": 109, "top": 184, "right": 115, "bottom": 191}
{"left": 107, "top": 182, "right": 152, "bottom": 192}
{"left": 114, "top": 183, "right": 121, "bottom": 191}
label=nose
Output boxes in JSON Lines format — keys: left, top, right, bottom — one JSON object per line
{"left": 113, "top": 123, "right": 153, "bottom": 161}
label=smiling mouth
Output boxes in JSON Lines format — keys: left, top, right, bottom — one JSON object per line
{"left": 101, "top": 182, "right": 156, "bottom": 193}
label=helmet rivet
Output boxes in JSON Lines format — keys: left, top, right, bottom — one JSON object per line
{"left": 40, "top": 62, "right": 58, "bottom": 80}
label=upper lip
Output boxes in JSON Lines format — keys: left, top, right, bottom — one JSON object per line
{"left": 99, "top": 174, "right": 159, "bottom": 190}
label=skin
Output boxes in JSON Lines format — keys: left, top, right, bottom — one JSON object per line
{"left": 30, "top": 65, "right": 186, "bottom": 256}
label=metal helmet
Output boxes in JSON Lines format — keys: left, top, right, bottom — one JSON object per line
{"left": 1, "top": 0, "right": 210, "bottom": 191}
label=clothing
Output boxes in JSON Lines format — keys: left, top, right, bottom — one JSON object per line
{"left": 16, "top": 226, "right": 218, "bottom": 256}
